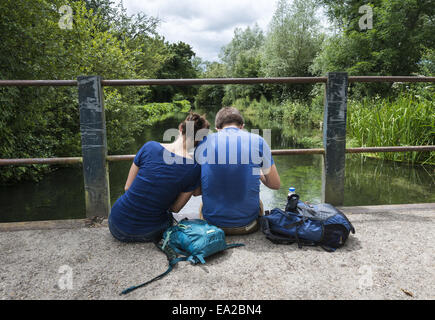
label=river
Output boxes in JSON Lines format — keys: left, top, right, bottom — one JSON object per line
{"left": 0, "top": 106, "right": 434, "bottom": 222}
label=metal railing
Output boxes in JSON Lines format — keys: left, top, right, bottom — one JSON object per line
{"left": 1, "top": 74, "right": 434, "bottom": 218}
{"left": 1, "top": 76, "right": 434, "bottom": 86}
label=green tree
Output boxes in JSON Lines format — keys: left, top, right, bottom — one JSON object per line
{"left": 219, "top": 24, "right": 266, "bottom": 103}
{"left": 312, "top": 0, "right": 435, "bottom": 96}
{"left": 195, "top": 61, "right": 228, "bottom": 107}
{"left": 261, "top": 0, "right": 325, "bottom": 100}
{"left": 0, "top": 0, "right": 165, "bottom": 183}
{"left": 150, "top": 41, "right": 200, "bottom": 102}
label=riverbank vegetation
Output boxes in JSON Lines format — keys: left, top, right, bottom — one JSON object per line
{"left": 0, "top": 0, "right": 199, "bottom": 183}
{"left": 347, "top": 89, "right": 435, "bottom": 164}
{"left": 1, "top": 0, "right": 434, "bottom": 184}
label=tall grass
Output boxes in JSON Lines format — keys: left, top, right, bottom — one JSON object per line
{"left": 347, "top": 93, "right": 435, "bottom": 164}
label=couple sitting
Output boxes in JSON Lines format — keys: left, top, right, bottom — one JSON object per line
{"left": 108, "top": 107, "right": 281, "bottom": 242}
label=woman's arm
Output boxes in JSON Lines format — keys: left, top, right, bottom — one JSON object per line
{"left": 170, "top": 191, "right": 194, "bottom": 213}
{"left": 124, "top": 162, "right": 139, "bottom": 191}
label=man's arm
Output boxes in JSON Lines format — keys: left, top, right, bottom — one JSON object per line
{"left": 260, "top": 164, "right": 280, "bottom": 190}
{"left": 124, "top": 162, "right": 139, "bottom": 191}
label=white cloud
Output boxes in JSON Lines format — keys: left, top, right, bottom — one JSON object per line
{"left": 120, "top": 0, "right": 277, "bottom": 61}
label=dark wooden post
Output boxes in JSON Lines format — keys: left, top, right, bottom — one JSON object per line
{"left": 77, "top": 76, "right": 110, "bottom": 218}
{"left": 322, "top": 72, "right": 348, "bottom": 206}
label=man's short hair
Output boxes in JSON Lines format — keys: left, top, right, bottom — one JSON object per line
{"left": 215, "top": 107, "right": 244, "bottom": 129}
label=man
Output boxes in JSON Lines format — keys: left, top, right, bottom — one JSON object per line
{"left": 195, "top": 107, "right": 280, "bottom": 235}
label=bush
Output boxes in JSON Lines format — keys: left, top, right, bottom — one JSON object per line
{"left": 106, "top": 98, "right": 192, "bottom": 153}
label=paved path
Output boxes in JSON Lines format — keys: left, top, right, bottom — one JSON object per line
{"left": 1, "top": 204, "right": 434, "bottom": 300}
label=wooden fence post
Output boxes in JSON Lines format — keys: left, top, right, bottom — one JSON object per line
{"left": 322, "top": 72, "right": 348, "bottom": 205}
{"left": 77, "top": 75, "right": 110, "bottom": 218}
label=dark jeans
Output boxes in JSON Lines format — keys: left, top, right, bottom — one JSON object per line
{"left": 108, "top": 215, "right": 172, "bottom": 243}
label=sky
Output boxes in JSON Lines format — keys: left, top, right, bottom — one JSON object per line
{"left": 119, "top": 0, "right": 279, "bottom": 62}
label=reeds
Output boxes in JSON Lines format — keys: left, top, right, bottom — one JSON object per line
{"left": 347, "top": 93, "right": 435, "bottom": 164}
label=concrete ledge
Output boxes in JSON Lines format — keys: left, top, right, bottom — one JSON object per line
{"left": 1, "top": 203, "right": 434, "bottom": 299}
{"left": 0, "top": 217, "right": 107, "bottom": 232}
{"left": 1, "top": 203, "right": 433, "bottom": 232}
{"left": 338, "top": 203, "right": 435, "bottom": 214}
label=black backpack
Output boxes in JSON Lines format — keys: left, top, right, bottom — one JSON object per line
{"left": 260, "top": 202, "right": 355, "bottom": 252}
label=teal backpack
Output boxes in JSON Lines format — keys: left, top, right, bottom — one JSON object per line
{"left": 121, "top": 219, "right": 244, "bottom": 295}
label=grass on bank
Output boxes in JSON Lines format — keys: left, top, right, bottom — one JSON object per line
{"left": 347, "top": 93, "right": 435, "bottom": 165}
{"left": 229, "top": 92, "right": 434, "bottom": 164}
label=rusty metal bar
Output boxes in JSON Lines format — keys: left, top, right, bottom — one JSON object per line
{"left": 346, "top": 146, "right": 435, "bottom": 153}
{"left": 1, "top": 76, "right": 434, "bottom": 87}
{"left": 101, "top": 77, "right": 328, "bottom": 86}
{"left": 1, "top": 146, "right": 434, "bottom": 166}
{"left": 0, "top": 80, "right": 77, "bottom": 86}
{"left": 272, "top": 148, "right": 325, "bottom": 155}
{"left": 348, "top": 76, "right": 435, "bottom": 83}
{"left": 0, "top": 157, "right": 82, "bottom": 166}
{"left": 0, "top": 78, "right": 326, "bottom": 86}
{"left": 106, "top": 155, "right": 135, "bottom": 162}
{"left": 106, "top": 149, "right": 326, "bottom": 160}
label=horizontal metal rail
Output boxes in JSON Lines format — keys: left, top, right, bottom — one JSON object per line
{"left": 0, "top": 80, "right": 77, "bottom": 86}
{"left": 1, "top": 146, "right": 433, "bottom": 166}
{"left": 0, "top": 157, "right": 82, "bottom": 165}
{"left": 101, "top": 78, "right": 327, "bottom": 85}
{"left": 272, "top": 148, "right": 325, "bottom": 155}
{"left": 345, "top": 146, "right": 435, "bottom": 153}
{"left": 347, "top": 76, "right": 435, "bottom": 83}
{"left": 1, "top": 76, "right": 434, "bottom": 87}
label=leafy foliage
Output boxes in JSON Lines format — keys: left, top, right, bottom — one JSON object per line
{"left": 312, "top": 0, "right": 435, "bottom": 96}
{"left": 0, "top": 0, "right": 198, "bottom": 183}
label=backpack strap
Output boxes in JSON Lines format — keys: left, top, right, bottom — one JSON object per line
{"left": 120, "top": 240, "right": 186, "bottom": 295}
{"left": 260, "top": 216, "right": 296, "bottom": 245}
{"left": 189, "top": 254, "right": 205, "bottom": 264}
{"left": 226, "top": 243, "right": 245, "bottom": 249}
{"left": 120, "top": 256, "right": 187, "bottom": 295}
{"left": 187, "top": 243, "right": 245, "bottom": 265}
{"left": 320, "top": 245, "right": 337, "bottom": 252}
{"left": 260, "top": 215, "right": 308, "bottom": 248}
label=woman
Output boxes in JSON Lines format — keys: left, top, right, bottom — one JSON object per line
{"left": 108, "top": 112, "right": 210, "bottom": 242}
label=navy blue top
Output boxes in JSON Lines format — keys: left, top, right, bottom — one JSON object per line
{"left": 109, "top": 141, "right": 201, "bottom": 235}
{"left": 196, "top": 127, "right": 274, "bottom": 227}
